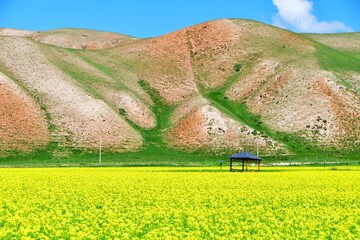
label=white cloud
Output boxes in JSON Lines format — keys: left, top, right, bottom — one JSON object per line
{"left": 272, "top": 0, "right": 352, "bottom": 33}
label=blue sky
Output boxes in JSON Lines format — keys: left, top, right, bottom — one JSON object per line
{"left": 0, "top": 0, "right": 359, "bottom": 37}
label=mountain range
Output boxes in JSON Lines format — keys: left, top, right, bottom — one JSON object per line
{"left": 0, "top": 19, "right": 359, "bottom": 161}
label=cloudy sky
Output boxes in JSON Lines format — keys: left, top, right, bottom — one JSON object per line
{"left": 0, "top": 0, "right": 359, "bottom": 37}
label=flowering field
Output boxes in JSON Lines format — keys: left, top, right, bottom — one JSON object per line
{"left": 0, "top": 167, "right": 359, "bottom": 239}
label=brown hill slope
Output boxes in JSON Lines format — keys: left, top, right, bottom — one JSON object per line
{"left": 0, "top": 72, "right": 49, "bottom": 155}
{"left": 0, "top": 36, "right": 143, "bottom": 154}
{"left": 0, "top": 19, "right": 359, "bottom": 159}
{"left": 75, "top": 19, "right": 359, "bottom": 153}
{"left": 31, "top": 28, "right": 137, "bottom": 50}
{"left": 0, "top": 28, "right": 35, "bottom": 37}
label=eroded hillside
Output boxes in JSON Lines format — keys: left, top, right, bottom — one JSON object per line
{"left": 0, "top": 19, "right": 359, "bottom": 160}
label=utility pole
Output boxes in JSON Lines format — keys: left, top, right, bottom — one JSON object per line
{"left": 99, "top": 136, "right": 102, "bottom": 164}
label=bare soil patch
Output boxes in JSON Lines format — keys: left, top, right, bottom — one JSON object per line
{"left": 118, "top": 28, "right": 199, "bottom": 103}
{"left": 0, "top": 72, "right": 49, "bottom": 153}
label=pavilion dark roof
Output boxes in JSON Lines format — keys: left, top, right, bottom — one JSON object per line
{"left": 229, "top": 151, "right": 261, "bottom": 160}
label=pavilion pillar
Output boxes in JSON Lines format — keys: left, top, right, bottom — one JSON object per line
{"left": 246, "top": 159, "right": 248, "bottom": 171}
{"left": 242, "top": 159, "right": 245, "bottom": 172}
{"left": 258, "top": 160, "right": 260, "bottom": 172}
{"left": 230, "top": 158, "right": 233, "bottom": 172}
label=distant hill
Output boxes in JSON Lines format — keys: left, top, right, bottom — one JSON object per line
{"left": 304, "top": 32, "right": 360, "bottom": 53}
{"left": 0, "top": 19, "right": 359, "bottom": 162}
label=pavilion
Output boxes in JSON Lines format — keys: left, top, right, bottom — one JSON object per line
{"left": 229, "top": 151, "right": 262, "bottom": 172}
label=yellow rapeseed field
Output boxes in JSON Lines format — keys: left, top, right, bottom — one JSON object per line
{"left": 0, "top": 167, "right": 359, "bottom": 239}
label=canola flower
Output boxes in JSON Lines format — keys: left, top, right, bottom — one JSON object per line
{"left": 0, "top": 167, "right": 359, "bottom": 239}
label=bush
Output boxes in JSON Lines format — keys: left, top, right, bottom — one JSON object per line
{"left": 118, "top": 108, "right": 126, "bottom": 116}
{"left": 234, "top": 63, "right": 242, "bottom": 72}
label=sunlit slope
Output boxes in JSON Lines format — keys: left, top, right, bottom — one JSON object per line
{"left": 304, "top": 32, "right": 360, "bottom": 53}
{"left": 0, "top": 36, "right": 143, "bottom": 156}
{"left": 305, "top": 32, "right": 360, "bottom": 95}
{"left": 0, "top": 72, "right": 49, "bottom": 153}
{"left": 31, "top": 28, "right": 138, "bottom": 49}
{"left": 0, "top": 19, "right": 359, "bottom": 160}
